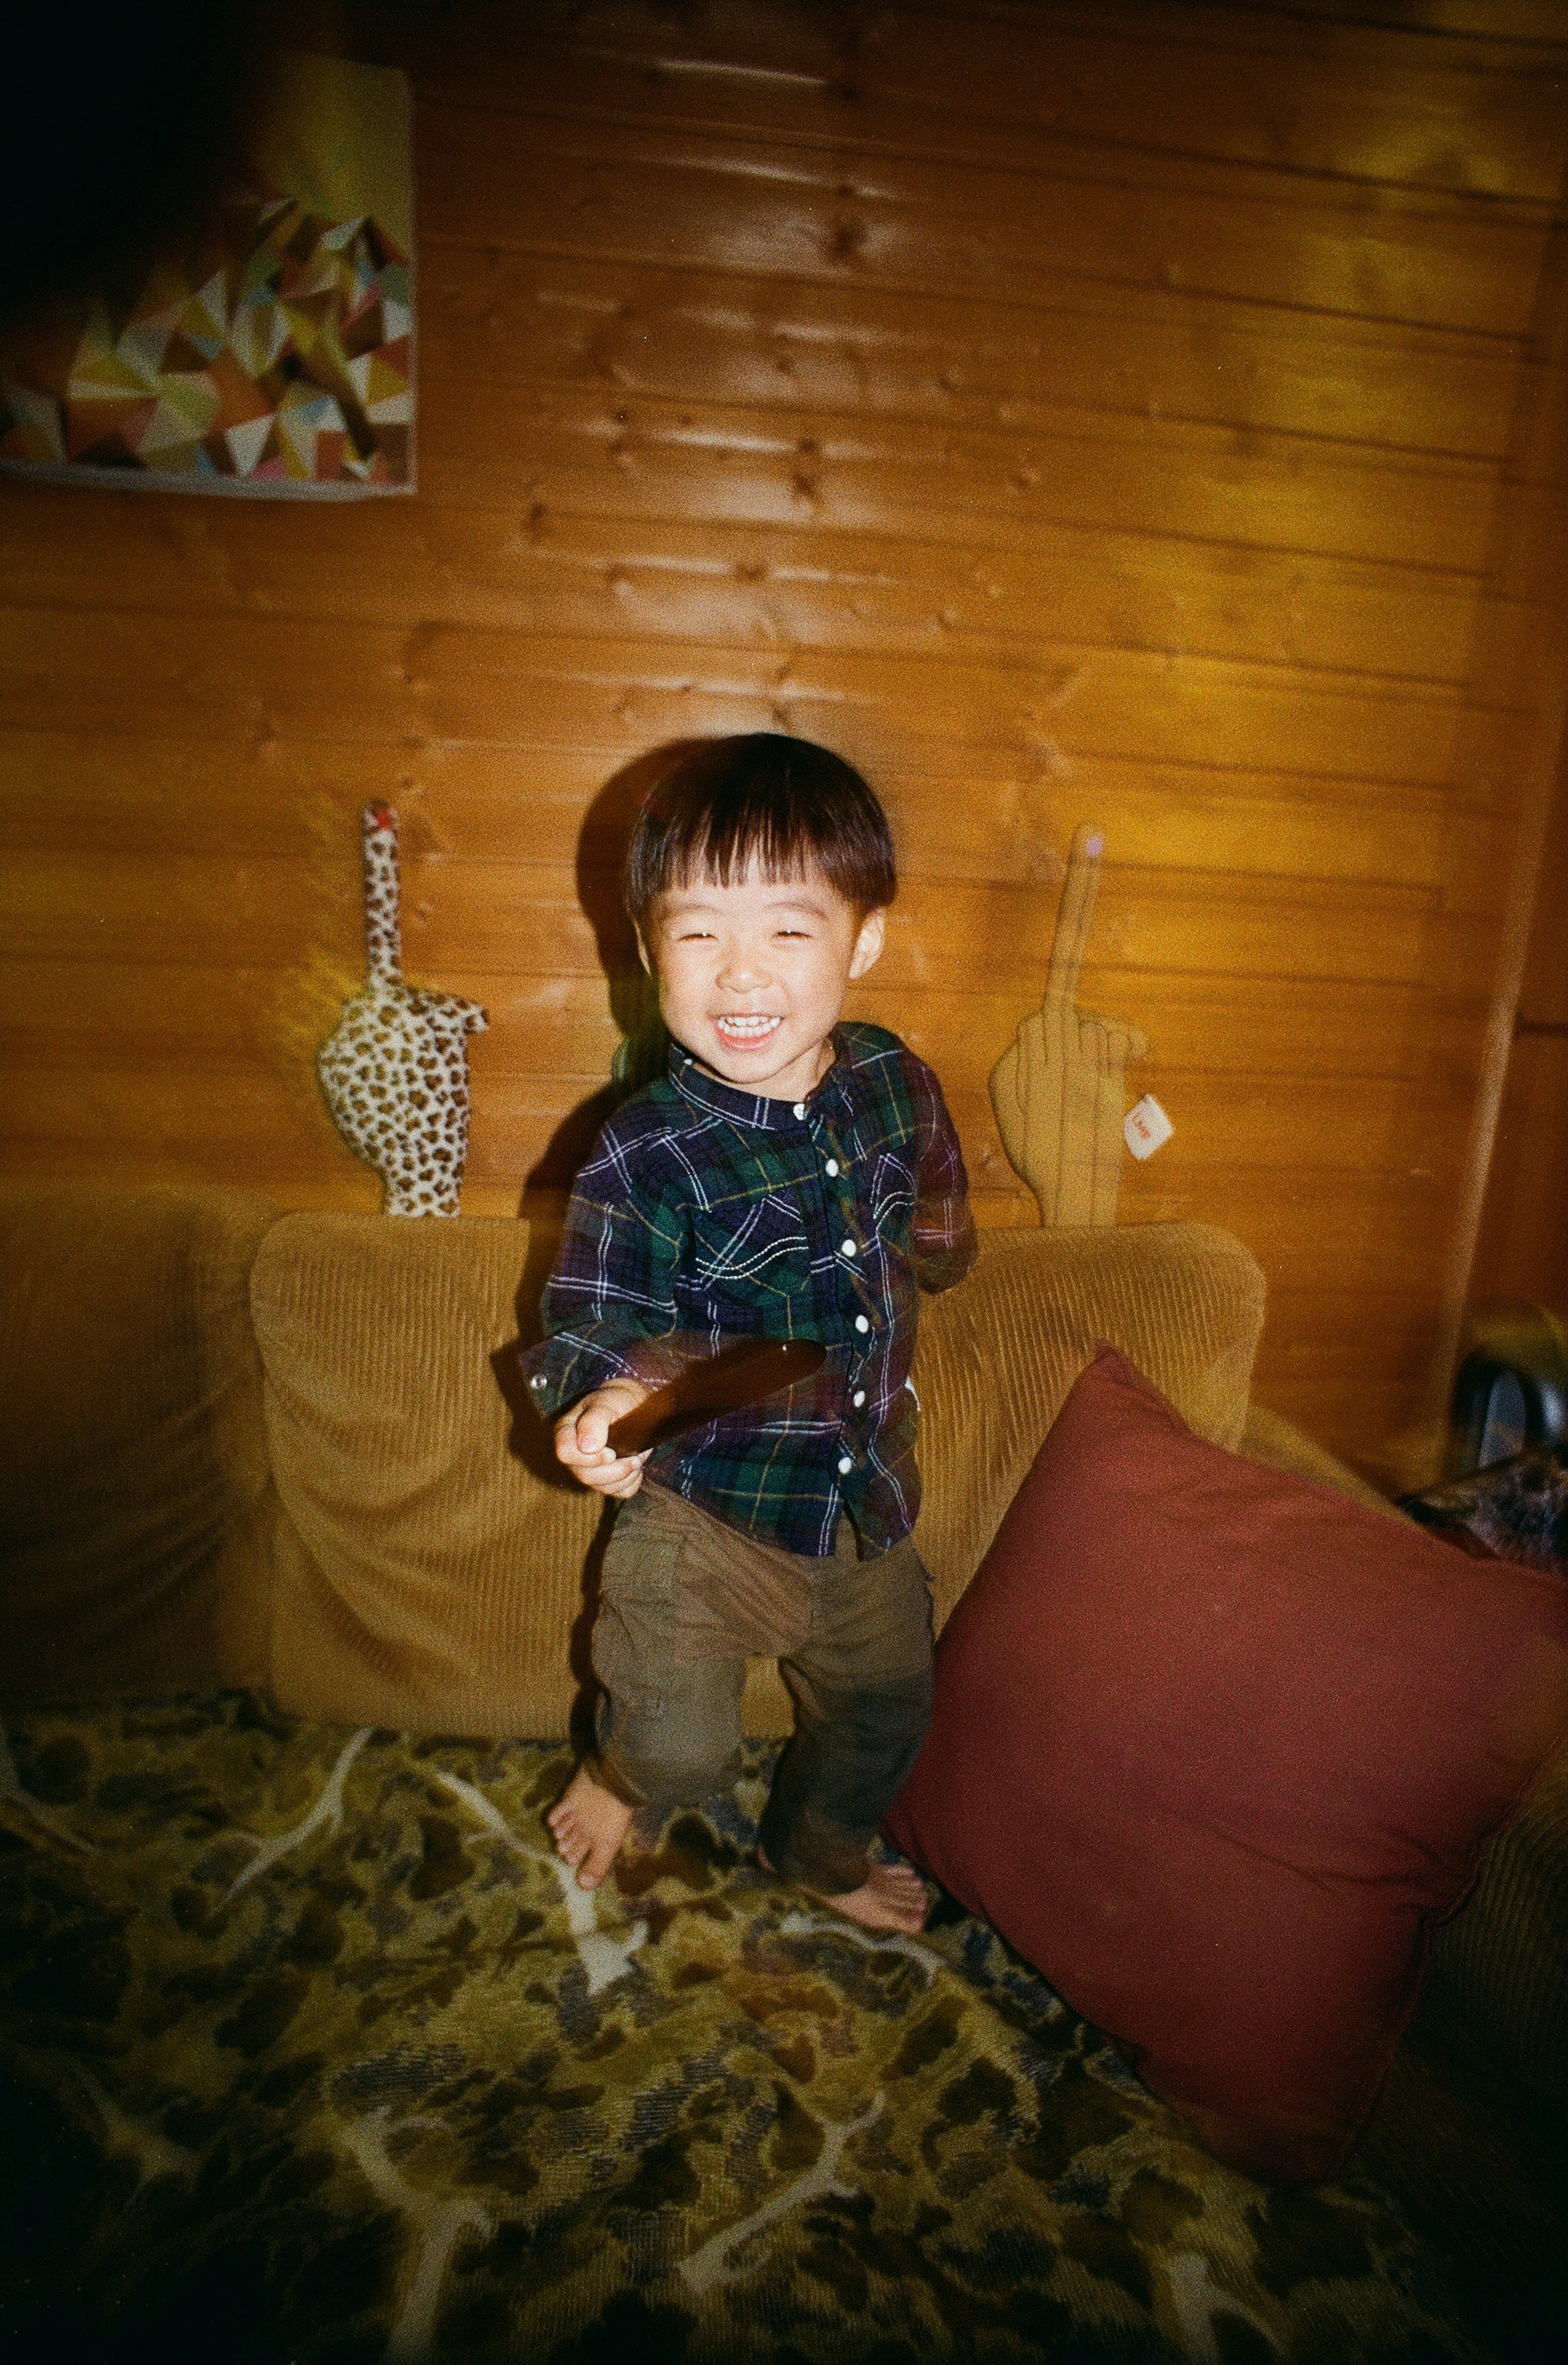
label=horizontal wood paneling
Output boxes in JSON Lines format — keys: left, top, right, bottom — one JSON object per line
{"left": 399, "top": 2, "right": 1568, "bottom": 209}
{"left": 0, "top": 849, "right": 1479, "bottom": 992}
{"left": 0, "top": 620, "right": 1492, "bottom": 817}
{"left": 0, "top": 485, "right": 1489, "bottom": 681}
{"left": 418, "top": 395, "right": 1509, "bottom": 570}
{"left": 417, "top": 105, "right": 1550, "bottom": 334}
{"left": 1519, "top": 757, "right": 1568, "bottom": 1029}
{"left": 4, "top": 0, "right": 1568, "bottom": 1478}
{"left": 1467, "top": 729, "right": 1568, "bottom": 1318}
{"left": 0, "top": 964, "right": 1485, "bottom": 1108}
{"left": 426, "top": 250, "right": 1527, "bottom": 459}
{"left": 1468, "top": 1029, "right": 1568, "bottom": 1311}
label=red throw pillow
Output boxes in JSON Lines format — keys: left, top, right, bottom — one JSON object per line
{"left": 885, "top": 1346, "right": 1568, "bottom": 2181}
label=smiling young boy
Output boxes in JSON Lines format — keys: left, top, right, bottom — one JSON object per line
{"left": 521, "top": 734, "right": 976, "bottom": 1933}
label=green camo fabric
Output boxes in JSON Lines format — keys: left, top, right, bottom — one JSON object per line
{"left": 1, "top": 1697, "right": 1488, "bottom": 2363}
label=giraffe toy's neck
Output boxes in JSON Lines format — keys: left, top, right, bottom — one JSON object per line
{"left": 363, "top": 804, "right": 403, "bottom": 988}
{"left": 318, "top": 799, "right": 488, "bottom": 1217}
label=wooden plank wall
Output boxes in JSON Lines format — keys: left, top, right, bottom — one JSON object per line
{"left": 1470, "top": 731, "right": 1568, "bottom": 1315}
{"left": 3, "top": 0, "right": 1567, "bottom": 1480}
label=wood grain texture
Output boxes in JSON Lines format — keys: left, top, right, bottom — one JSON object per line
{"left": 1468, "top": 1029, "right": 1568, "bottom": 1313}
{"left": 4, "top": 0, "right": 1568, "bottom": 1480}
{"left": 1466, "top": 729, "right": 1568, "bottom": 1317}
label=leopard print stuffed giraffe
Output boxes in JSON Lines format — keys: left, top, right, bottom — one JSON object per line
{"left": 317, "top": 805, "right": 488, "bottom": 1216}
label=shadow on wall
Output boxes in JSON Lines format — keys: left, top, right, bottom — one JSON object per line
{"left": 497, "top": 749, "right": 715, "bottom": 1737}
{"left": 497, "top": 739, "right": 711, "bottom": 1469}
{"left": 519, "top": 740, "right": 715, "bottom": 1205}
{"left": 0, "top": 8, "right": 265, "bottom": 330}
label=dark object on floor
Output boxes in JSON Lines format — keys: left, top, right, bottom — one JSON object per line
{"left": 1402, "top": 1449, "right": 1568, "bottom": 1574}
{"left": 1450, "top": 1303, "right": 1568, "bottom": 1477}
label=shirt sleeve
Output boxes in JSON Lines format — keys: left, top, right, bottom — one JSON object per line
{"left": 909, "top": 1055, "right": 979, "bottom": 1294}
{"left": 518, "top": 1131, "right": 690, "bottom": 1419}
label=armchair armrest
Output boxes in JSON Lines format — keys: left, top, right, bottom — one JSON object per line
{"left": 1237, "top": 1401, "right": 1406, "bottom": 1521}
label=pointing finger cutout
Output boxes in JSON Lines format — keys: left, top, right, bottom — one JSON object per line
{"left": 1043, "top": 823, "right": 1104, "bottom": 1012}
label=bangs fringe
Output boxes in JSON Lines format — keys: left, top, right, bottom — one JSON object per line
{"left": 626, "top": 735, "right": 896, "bottom": 921}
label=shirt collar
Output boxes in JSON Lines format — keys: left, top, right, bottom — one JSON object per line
{"left": 668, "top": 1029, "right": 855, "bottom": 1130}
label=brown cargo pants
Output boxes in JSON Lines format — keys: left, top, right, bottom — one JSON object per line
{"left": 590, "top": 1480, "right": 934, "bottom": 1895}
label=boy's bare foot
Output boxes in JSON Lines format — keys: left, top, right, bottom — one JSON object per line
{"left": 548, "top": 1766, "right": 633, "bottom": 1891}
{"left": 758, "top": 1841, "right": 929, "bottom": 1934}
{"left": 825, "top": 1859, "right": 929, "bottom": 1934}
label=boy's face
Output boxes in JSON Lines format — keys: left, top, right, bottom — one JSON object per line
{"left": 639, "top": 857, "right": 885, "bottom": 1101}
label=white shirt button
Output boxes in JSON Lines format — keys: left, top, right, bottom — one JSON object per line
{"left": 853, "top": 1389, "right": 866, "bottom": 1407}
{"left": 825, "top": 1158, "right": 839, "bottom": 1176}
{"left": 855, "top": 1314, "right": 870, "bottom": 1333}
{"left": 840, "top": 1237, "right": 856, "bottom": 1257}
{"left": 530, "top": 1374, "right": 545, "bottom": 1389}
{"left": 837, "top": 1455, "right": 853, "bottom": 1475}
{"left": 793, "top": 1102, "right": 806, "bottom": 1118}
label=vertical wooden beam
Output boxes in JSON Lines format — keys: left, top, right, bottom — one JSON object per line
{"left": 1421, "top": 193, "right": 1568, "bottom": 1481}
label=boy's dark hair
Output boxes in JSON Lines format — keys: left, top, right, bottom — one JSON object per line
{"left": 624, "top": 734, "right": 896, "bottom": 925}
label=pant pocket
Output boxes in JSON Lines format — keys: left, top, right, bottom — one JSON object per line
{"left": 799, "top": 1537, "right": 935, "bottom": 1691}
{"left": 592, "top": 1496, "right": 746, "bottom": 1810}
{"left": 592, "top": 1499, "right": 685, "bottom": 1717}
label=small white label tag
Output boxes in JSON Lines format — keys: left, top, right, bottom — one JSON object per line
{"left": 1124, "top": 1094, "right": 1173, "bottom": 1160}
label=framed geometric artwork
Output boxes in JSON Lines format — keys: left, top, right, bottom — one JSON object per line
{"left": 0, "top": 53, "right": 413, "bottom": 497}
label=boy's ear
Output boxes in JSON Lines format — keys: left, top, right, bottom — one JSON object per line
{"left": 848, "top": 907, "right": 886, "bottom": 980}
{"left": 633, "top": 921, "right": 654, "bottom": 974}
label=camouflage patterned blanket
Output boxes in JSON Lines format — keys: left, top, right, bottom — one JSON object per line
{"left": 1, "top": 1696, "right": 1484, "bottom": 2363}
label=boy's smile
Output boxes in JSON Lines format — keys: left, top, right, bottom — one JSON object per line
{"left": 641, "top": 858, "right": 886, "bottom": 1102}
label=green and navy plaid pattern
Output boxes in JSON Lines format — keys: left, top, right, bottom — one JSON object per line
{"left": 522, "top": 1022, "right": 976, "bottom": 1555}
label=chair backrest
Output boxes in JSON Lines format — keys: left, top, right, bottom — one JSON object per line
{"left": 0, "top": 1182, "right": 278, "bottom": 1702}
{"left": 3, "top": 1189, "right": 1265, "bottom": 1737}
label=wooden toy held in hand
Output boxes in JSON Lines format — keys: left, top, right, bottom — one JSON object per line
{"left": 606, "top": 1338, "right": 829, "bottom": 1455}
{"left": 989, "top": 824, "right": 1147, "bottom": 1227}
{"left": 317, "top": 806, "right": 488, "bottom": 1216}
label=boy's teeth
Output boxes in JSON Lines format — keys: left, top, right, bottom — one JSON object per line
{"left": 719, "top": 1015, "right": 779, "bottom": 1035}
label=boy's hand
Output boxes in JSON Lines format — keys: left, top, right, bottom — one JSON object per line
{"left": 555, "top": 1381, "right": 653, "bottom": 1498}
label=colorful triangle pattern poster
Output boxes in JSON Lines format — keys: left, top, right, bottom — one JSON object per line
{"left": 0, "top": 53, "right": 414, "bottom": 497}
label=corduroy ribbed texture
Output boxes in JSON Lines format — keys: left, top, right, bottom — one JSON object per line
{"left": 253, "top": 1212, "right": 603, "bottom": 1736}
{"left": 1354, "top": 1983, "right": 1568, "bottom": 2359}
{"left": 0, "top": 1181, "right": 277, "bottom": 1702}
{"left": 250, "top": 1214, "right": 1265, "bottom": 1738}
{"left": 912, "top": 1220, "right": 1266, "bottom": 1632}
{"left": 1426, "top": 1744, "right": 1568, "bottom": 2128}
{"left": 1238, "top": 1401, "right": 1409, "bottom": 1521}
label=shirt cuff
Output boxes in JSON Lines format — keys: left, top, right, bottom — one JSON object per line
{"left": 518, "top": 1331, "right": 694, "bottom": 1421}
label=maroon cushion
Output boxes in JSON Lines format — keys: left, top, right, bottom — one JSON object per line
{"left": 885, "top": 1346, "right": 1568, "bottom": 2180}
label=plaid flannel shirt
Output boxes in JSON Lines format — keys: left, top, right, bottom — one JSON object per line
{"left": 521, "top": 1021, "right": 977, "bottom": 1556}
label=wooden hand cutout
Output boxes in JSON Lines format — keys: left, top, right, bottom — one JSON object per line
{"left": 989, "top": 823, "right": 1147, "bottom": 1227}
